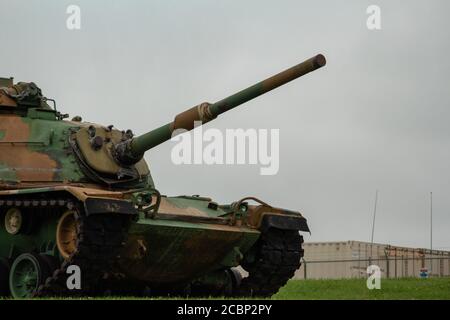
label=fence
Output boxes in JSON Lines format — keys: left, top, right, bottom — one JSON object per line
{"left": 295, "top": 243, "right": 450, "bottom": 280}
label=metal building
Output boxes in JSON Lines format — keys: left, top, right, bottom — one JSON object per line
{"left": 294, "top": 241, "right": 450, "bottom": 279}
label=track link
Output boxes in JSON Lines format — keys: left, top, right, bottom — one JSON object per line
{"left": 34, "top": 210, "right": 131, "bottom": 297}
{"left": 0, "top": 196, "right": 132, "bottom": 298}
{"left": 239, "top": 228, "right": 304, "bottom": 297}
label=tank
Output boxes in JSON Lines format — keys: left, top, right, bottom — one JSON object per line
{"left": 0, "top": 54, "right": 326, "bottom": 298}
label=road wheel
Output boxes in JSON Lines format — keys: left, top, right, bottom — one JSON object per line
{"left": 227, "top": 268, "right": 242, "bottom": 296}
{"left": 9, "top": 253, "right": 51, "bottom": 298}
{"left": 56, "top": 210, "right": 78, "bottom": 260}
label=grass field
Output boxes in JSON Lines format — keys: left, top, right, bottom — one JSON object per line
{"left": 273, "top": 277, "right": 450, "bottom": 300}
{"left": 1, "top": 278, "right": 449, "bottom": 300}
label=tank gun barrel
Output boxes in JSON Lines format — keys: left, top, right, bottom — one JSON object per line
{"left": 209, "top": 54, "right": 326, "bottom": 116}
{"left": 115, "top": 54, "right": 326, "bottom": 165}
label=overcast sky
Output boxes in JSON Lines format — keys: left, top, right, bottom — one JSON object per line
{"left": 1, "top": 0, "right": 449, "bottom": 249}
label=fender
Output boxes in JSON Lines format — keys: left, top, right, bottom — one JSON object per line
{"left": 244, "top": 201, "right": 310, "bottom": 233}
{"left": 259, "top": 212, "right": 310, "bottom": 233}
{"left": 0, "top": 186, "right": 137, "bottom": 216}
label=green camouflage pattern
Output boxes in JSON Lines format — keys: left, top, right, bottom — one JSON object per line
{"left": 0, "top": 54, "right": 325, "bottom": 297}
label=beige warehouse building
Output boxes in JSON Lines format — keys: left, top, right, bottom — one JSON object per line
{"left": 294, "top": 241, "right": 450, "bottom": 279}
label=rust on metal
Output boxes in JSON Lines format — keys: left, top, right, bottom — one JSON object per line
{"left": 170, "top": 102, "right": 216, "bottom": 132}
{"left": 56, "top": 210, "right": 78, "bottom": 259}
{"left": 262, "top": 54, "right": 326, "bottom": 92}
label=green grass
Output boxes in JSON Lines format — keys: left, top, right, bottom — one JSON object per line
{"left": 273, "top": 277, "right": 450, "bottom": 300}
{"left": 2, "top": 278, "right": 449, "bottom": 300}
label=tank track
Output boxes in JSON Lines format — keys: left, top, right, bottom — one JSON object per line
{"left": 0, "top": 197, "right": 132, "bottom": 298}
{"left": 239, "top": 228, "right": 304, "bottom": 297}
{"left": 36, "top": 210, "right": 131, "bottom": 297}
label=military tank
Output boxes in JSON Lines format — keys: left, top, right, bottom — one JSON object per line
{"left": 0, "top": 54, "right": 326, "bottom": 299}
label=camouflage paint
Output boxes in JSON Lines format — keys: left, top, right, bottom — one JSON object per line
{"left": 0, "top": 164, "right": 16, "bottom": 182}
{"left": 0, "top": 114, "right": 152, "bottom": 187}
{"left": 120, "top": 218, "right": 260, "bottom": 284}
{"left": 0, "top": 54, "right": 322, "bottom": 293}
{"left": 126, "top": 54, "right": 326, "bottom": 157}
{"left": 0, "top": 115, "right": 82, "bottom": 183}
{"left": 0, "top": 210, "right": 59, "bottom": 259}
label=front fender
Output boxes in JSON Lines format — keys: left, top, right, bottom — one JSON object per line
{"left": 260, "top": 213, "right": 310, "bottom": 233}
{"left": 243, "top": 200, "right": 310, "bottom": 233}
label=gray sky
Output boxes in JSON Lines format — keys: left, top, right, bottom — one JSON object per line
{"left": 1, "top": 0, "right": 449, "bottom": 249}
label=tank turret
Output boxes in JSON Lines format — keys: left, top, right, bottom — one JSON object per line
{"left": 0, "top": 54, "right": 326, "bottom": 187}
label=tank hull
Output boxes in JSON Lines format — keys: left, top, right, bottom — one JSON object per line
{"left": 0, "top": 186, "right": 307, "bottom": 297}
{"left": 0, "top": 198, "right": 260, "bottom": 292}
{"left": 120, "top": 218, "right": 260, "bottom": 285}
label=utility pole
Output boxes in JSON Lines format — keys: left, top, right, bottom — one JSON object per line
{"left": 370, "top": 190, "right": 378, "bottom": 264}
{"left": 430, "top": 192, "right": 433, "bottom": 275}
